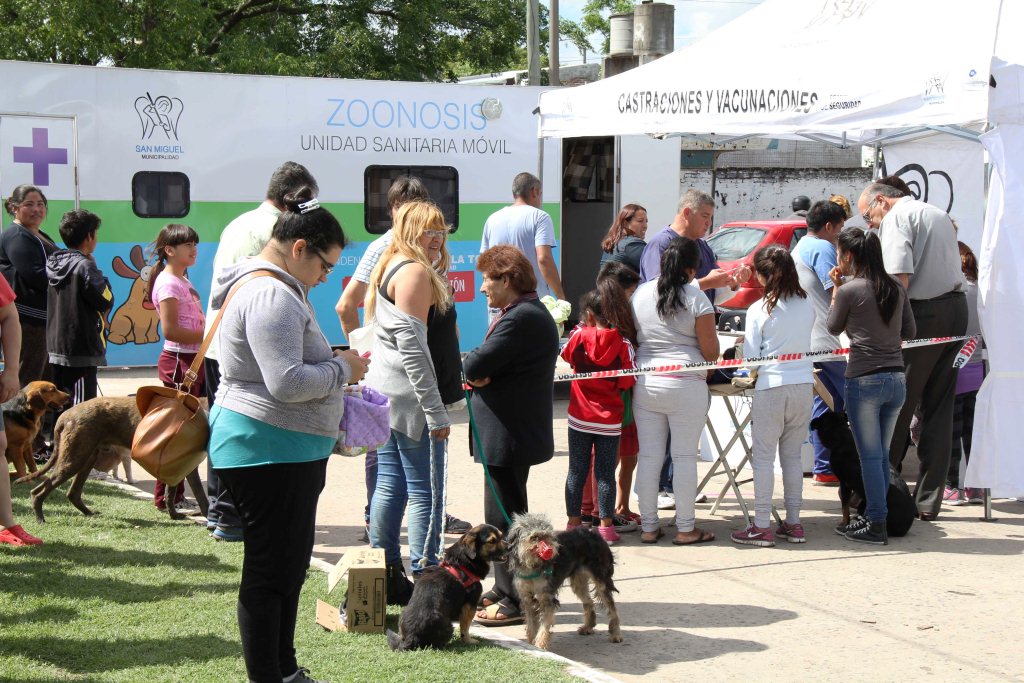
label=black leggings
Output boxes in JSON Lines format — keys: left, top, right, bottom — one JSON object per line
{"left": 948, "top": 391, "right": 977, "bottom": 489}
{"left": 566, "top": 428, "right": 619, "bottom": 520}
{"left": 217, "top": 458, "right": 327, "bottom": 683}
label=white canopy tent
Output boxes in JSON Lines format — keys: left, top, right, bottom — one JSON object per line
{"left": 538, "top": 0, "right": 1024, "bottom": 495}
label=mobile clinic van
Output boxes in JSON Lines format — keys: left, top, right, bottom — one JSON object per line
{"left": 0, "top": 60, "right": 561, "bottom": 365}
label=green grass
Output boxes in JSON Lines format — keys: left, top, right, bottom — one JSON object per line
{"left": 0, "top": 479, "right": 579, "bottom": 683}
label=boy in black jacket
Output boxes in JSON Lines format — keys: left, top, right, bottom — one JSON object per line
{"left": 45, "top": 210, "right": 113, "bottom": 419}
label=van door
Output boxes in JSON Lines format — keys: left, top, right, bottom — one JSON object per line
{"left": 0, "top": 114, "right": 78, "bottom": 207}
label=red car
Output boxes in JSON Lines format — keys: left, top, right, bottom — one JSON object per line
{"left": 705, "top": 220, "right": 808, "bottom": 331}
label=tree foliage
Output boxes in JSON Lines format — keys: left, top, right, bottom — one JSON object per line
{"left": 561, "top": 0, "right": 633, "bottom": 57}
{"left": 0, "top": 0, "right": 529, "bottom": 82}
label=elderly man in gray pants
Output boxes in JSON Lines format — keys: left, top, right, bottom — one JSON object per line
{"left": 858, "top": 182, "right": 967, "bottom": 521}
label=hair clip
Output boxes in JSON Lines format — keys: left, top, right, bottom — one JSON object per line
{"left": 298, "top": 198, "right": 321, "bottom": 214}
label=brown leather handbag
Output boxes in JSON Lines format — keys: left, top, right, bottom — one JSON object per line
{"left": 131, "top": 270, "right": 277, "bottom": 485}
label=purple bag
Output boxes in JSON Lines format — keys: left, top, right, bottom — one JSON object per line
{"left": 339, "top": 384, "right": 391, "bottom": 453}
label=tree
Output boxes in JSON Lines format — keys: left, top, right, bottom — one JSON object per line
{"left": 0, "top": 0, "right": 529, "bottom": 82}
{"left": 560, "top": 0, "right": 632, "bottom": 57}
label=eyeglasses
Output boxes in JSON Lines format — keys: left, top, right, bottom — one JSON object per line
{"left": 423, "top": 229, "right": 448, "bottom": 239}
{"left": 861, "top": 198, "right": 878, "bottom": 224}
{"left": 315, "top": 251, "right": 335, "bottom": 276}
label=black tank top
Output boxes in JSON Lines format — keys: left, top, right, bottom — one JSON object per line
{"left": 378, "top": 259, "right": 463, "bottom": 404}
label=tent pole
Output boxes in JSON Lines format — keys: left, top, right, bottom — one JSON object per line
{"left": 710, "top": 150, "right": 718, "bottom": 204}
{"left": 872, "top": 143, "right": 880, "bottom": 179}
{"left": 614, "top": 135, "right": 622, "bottom": 212}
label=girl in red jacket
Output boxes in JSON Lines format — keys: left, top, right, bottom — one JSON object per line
{"left": 561, "top": 279, "right": 636, "bottom": 543}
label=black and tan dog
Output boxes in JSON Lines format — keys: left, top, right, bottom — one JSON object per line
{"left": 3, "top": 381, "right": 70, "bottom": 479}
{"left": 811, "top": 411, "right": 916, "bottom": 537}
{"left": 387, "top": 524, "right": 508, "bottom": 651}
{"left": 17, "top": 396, "right": 208, "bottom": 523}
{"left": 508, "top": 512, "right": 622, "bottom": 650}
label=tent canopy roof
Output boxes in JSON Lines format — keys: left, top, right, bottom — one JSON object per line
{"left": 539, "top": 0, "right": 1006, "bottom": 144}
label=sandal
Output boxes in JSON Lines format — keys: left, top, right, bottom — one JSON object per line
{"left": 640, "top": 528, "right": 664, "bottom": 544}
{"left": 474, "top": 598, "right": 524, "bottom": 626}
{"left": 672, "top": 528, "right": 715, "bottom": 545}
{"left": 477, "top": 589, "right": 504, "bottom": 609}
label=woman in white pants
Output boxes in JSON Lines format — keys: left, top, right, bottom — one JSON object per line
{"left": 732, "top": 245, "right": 815, "bottom": 547}
{"left": 631, "top": 237, "right": 719, "bottom": 545}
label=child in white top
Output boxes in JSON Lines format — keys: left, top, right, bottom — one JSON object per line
{"left": 732, "top": 245, "right": 815, "bottom": 547}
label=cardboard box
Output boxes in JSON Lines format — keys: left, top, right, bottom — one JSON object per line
{"left": 318, "top": 548, "right": 386, "bottom": 633}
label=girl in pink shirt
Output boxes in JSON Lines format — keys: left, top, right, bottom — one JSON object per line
{"left": 146, "top": 223, "right": 206, "bottom": 512}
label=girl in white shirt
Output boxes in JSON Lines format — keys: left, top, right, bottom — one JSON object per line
{"left": 732, "top": 245, "right": 815, "bottom": 547}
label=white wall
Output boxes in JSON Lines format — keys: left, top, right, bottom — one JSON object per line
{"left": 680, "top": 167, "right": 874, "bottom": 228}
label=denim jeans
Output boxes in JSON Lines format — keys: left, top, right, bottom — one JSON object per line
{"left": 845, "top": 372, "right": 907, "bottom": 523}
{"left": 369, "top": 426, "right": 445, "bottom": 574}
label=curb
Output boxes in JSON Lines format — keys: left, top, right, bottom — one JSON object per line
{"left": 93, "top": 475, "right": 625, "bottom": 683}
{"left": 308, "top": 555, "right": 624, "bottom": 683}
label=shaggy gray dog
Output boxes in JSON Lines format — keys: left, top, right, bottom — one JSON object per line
{"left": 507, "top": 512, "right": 622, "bottom": 650}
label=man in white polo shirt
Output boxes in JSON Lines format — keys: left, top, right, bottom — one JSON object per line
{"left": 858, "top": 182, "right": 967, "bottom": 521}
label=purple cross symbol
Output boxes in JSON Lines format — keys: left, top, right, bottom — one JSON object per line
{"left": 13, "top": 127, "right": 68, "bottom": 186}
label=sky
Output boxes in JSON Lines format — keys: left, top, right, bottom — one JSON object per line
{"left": 556, "top": 0, "right": 766, "bottom": 66}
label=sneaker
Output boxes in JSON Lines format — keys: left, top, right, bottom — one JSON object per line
{"left": 812, "top": 473, "right": 840, "bottom": 486}
{"left": 444, "top": 513, "right": 472, "bottom": 535}
{"left": 618, "top": 511, "right": 642, "bottom": 524}
{"left": 0, "top": 524, "right": 43, "bottom": 546}
{"left": 965, "top": 487, "right": 985, "bottom": 504}
{"left": 597, "top": 525, "right": 622, "bottom": 544}
{"left": 937, "top": 489, "right": 962, "bottom": 505}
{"left": 657, "top": 491, "right": 676, "bottom": 510}
{"left": 730, "top": 524, "right": 775, "bottom": 547}
{"left": 775, "top": 522, "right": 806, "bottom": 544}
{"left": 579, "top": 514, "right": 595, "bottom": 529}
{"left": 211, "top": 525, "right": 243, "bottom": 542}
{"left": 835, "top": 515, "right": 867, "bottom": 536}
{"left": 612, "top": 514, "right": 639, "bottom": 533}
{"left": 286, "top": 667, "right": 327, "bottom": 683}
{"left": 845, "top": 519, "right": 888, "bottom": 545}
{"left": 566, "top": 522, "right": 582, "bottom": 532}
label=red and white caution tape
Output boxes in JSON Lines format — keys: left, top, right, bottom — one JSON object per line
{"left": 553, "top": 335, "right": 980, "bottom": 383}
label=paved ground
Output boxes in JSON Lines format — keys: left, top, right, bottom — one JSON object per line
{"left": 98, "top": 368, "right": 1024, "bottom": 683}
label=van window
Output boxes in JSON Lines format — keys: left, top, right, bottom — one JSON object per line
{"left": 364, "top": 166, "right": 459, "bottom": 235}
{"left": 132, "top": 172, "right": 190, "bottom": 218}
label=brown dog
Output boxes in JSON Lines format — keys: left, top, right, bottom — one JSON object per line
{"left": 2, "top": 381, "right": 70, "bottom": 479}
{"left": 17, "top": 396, "right": 209, "bottom": 523}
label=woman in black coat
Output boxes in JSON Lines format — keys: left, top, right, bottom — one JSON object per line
{"left": 466, "top": 245, "right": 558, "bottom": 626}
{"left": 0, "top": 184, "right": 59, "bottom": 385}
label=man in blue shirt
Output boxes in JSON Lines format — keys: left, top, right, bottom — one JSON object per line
{"left": 792, "top": 199, "right": 847, "bottom": 485}
{"left": 639, "top": 189, "right": 745, "bottom": 301}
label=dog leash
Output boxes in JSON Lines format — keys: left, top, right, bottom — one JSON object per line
{"left": 418, "top": 435, "right": 448, "bottom": 570}
{"left": 463, "top": 381, "right": 513, "bottom": 527}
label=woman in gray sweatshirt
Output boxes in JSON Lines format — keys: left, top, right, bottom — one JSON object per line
{"left": 208, "top": 187, "right": 368, "bottom": 683}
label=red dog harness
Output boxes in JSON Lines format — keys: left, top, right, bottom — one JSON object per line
{"left": 440, "top": 561, "right": 482, "bottom": 589}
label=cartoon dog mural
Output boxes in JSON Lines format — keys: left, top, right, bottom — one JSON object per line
{"left": 107, "top": 245, "right": 160, "bottom": 345}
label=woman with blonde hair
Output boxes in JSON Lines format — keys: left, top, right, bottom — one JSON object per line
{"left": 365, "top": 200, "right": 456, "bottom": 604}
{"left": 828, "top": 194, "right": 854, "bottom": 220}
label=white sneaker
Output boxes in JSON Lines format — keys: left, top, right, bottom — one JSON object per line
{"left": 657, "top": 492, "right": 676, "bottom": 510}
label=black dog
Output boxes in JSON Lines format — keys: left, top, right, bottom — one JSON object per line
{"left": 811, "top": 411, "right": 916, "bottom": 537}
{"left": 387, "top": 524, "right": 508, "bottom": 651}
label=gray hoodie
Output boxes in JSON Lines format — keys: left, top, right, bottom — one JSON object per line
{"left": 210, "top": 259, "right": 351, "bottom": 438}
